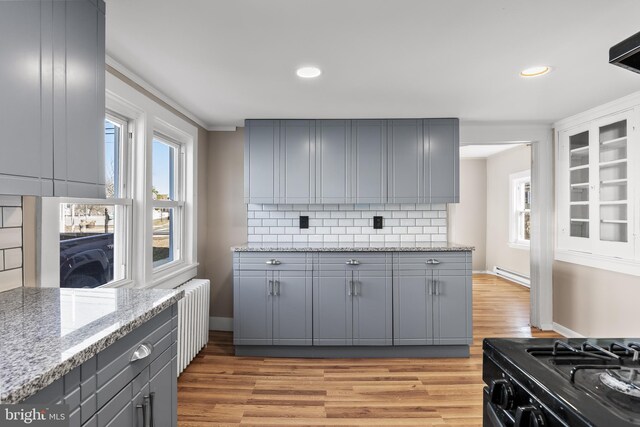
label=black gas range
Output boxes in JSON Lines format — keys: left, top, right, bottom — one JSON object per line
{"left": 483, "top": 338, "right": 640, "bottom": 426}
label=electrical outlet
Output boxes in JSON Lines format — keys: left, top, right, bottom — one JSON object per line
{"left": 373, "top": 216, "right": 383, "bottom": 229}
{"left": 299, "top": 216, "right": 309, "bottom": 229}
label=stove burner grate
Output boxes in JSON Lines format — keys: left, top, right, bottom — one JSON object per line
{"left": 600, "top": 369, "right": 640, "bottom": 398}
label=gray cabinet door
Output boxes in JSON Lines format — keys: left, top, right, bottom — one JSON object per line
{"left": 0, "top": 1, "right": 53, "bottom": 196}
{"left": 425, "top": 119, "right": 459, "bottom": 203}
{"left": 313, "top": 270, "right": 353, "bottom": 345}
{"left": 272, "top": 270, "right": 313, "bottom": 345}
{"left": 393, "top": 269, "right": 434, "bottom": 345}
{"left": 315, "top": 120, "right": 351, "bottom": 203}
{"left": 244, "top": 120, "right": 280, "bottom": 204}
{"left": 279, "top": 120, "right": 315, "bottom": 203}
{"left": 149, "top": 356, "right": 177, "bottom": 427}
{"left": 351, "top": 120, "right": 387, "bottom": 203}
{"left": 233, "top": 270, "right": 273, "bottom": 345}
{"left": 432, "top": 273, "right": 471, "bottom": 345}
{"left": 352, "top": 270, "right": 393, "bottom": 345}
{"left": 53, "top": 0, "right": 105, "bottom": 198}
{"left": 388, "top": 120, "right": 424, "bottom": 203}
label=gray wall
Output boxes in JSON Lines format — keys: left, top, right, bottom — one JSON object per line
{"left": 0, "top": 195, "right": 23, "bottom": 291}
{"left": 486, "top": 145, "right": 531, "bottom": 277}
{"left": 204, "top": 129, "right": 247, "bottom": 319}
{"left": 448, "top": 159, "right": 487, "bottom": 271}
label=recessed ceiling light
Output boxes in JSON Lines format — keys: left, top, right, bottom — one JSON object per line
{"left": 520, "top": 66, "right": 552, "bottom": 78}
{"left": 296, "top": 66, "right": 322, "bottom": 78}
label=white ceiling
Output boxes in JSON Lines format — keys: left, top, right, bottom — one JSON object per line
{"left": 106, "top": 0, "right": 640, "bottom": 129}
{"left": 460, "top": 144, "right": 524, "bottom": 159}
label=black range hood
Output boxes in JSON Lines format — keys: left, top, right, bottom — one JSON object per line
{"left": 610, "top": 30, "right": 640, "bottom": 74}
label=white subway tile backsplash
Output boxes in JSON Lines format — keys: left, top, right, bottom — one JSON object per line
{"left": 0, "top": 197, "right": 23, "bottom": 289}
{"left": 0, "top": 228, "right": 21, "bottom": 250}
{"left": 4, "top": 248, "right": 22, "bottom": 269}
{"left": 1, "top": 207, "right": 22, "bottom": 227}
{"left": 246, "top": 203, "right": 447, "bottom": 246}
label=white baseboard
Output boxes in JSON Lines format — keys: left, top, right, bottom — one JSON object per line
{"left": 472, "top": 270, "right": 494, "bottom": 275}
{"left": 209, "top": 316, "right": 233, "bottom": 331}
{"left": 552, "top": 322, "right": 584, "bottom": 338}
{"left": 493, "top": 266, "right": 530, "bottom": 288}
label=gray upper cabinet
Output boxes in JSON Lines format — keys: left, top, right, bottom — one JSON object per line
{"left": 315, "top": 120, "right": 351, "bottom": 203}
{"left": 388, "top": 120, "right": 424, "bottom": 203}
{"left": 425, "top": 119, "right": 459, "bottom": 203}
{"left": 244, "top": 118, "right": 458, "bottom": 204}
{"left": 279, "top": 120, "right": 315, "bottom": 204}
{"left": 351, "top": 120, "right": 388, "bottom": 203}
{"left": 0, "top": 0, "right": 105, "bottom": 198}
{"left": 244, "top": 120, "right": 280, "bottom": 204}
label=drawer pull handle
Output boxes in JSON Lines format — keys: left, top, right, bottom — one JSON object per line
{"left": 130, "top": 342, "right": 154, "bottom": 362}
{"left": 346, "top": 259, "right": 360, "bottom": 265}
{"left": 425, "top": 259, "right": 440, "bottom": 265}
{"left": 266, "top": 259, "right": 281, "bottom": 265}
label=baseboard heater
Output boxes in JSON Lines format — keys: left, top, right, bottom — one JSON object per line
{"left": 493, "top": 266, "right": 530, "bottom": 288}
{"left": 176, "top": 279, "right": 210, "bottom": 375}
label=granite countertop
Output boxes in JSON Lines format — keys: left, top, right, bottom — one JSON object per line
{"left": 0, "top": 287, "right": 184, "bottom": 404}
{"left": 231, "top": 242, "right": 475, "bottom": 252}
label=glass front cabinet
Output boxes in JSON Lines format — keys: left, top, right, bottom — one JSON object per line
{"left": 557, "top": 108, "right": 638, "bottom": 260}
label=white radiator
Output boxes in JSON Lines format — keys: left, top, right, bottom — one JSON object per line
{"left": 494, "top": 266, "right": 530, "bottom": 288}
{"left": 176, "top": 279, "right": 210, "bottom": 375}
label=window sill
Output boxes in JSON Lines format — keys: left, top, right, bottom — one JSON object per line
{"left": 555, "top": 249, "right": 640, "bottom": 277}
{"left": 509, "top": 242, "right": 530, "bottom": 251}
{"left": 146, "top": 262, "right": 199, "bottom": 289}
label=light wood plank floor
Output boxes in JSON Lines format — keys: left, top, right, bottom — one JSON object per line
{"left": 177, "top": 274, "right": 561, "bottom": 426}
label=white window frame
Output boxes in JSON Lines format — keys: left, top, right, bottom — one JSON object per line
{"left": 150, "top": 133, "right": 185, "bottom": 271}
{"left": 107, "top": 72, "right": 199, "bottom": 289}
{"left": 509, "top": 170, "right": 531, "bottom": 250}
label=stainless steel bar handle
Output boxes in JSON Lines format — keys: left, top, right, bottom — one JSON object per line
{"left": 143, "top": 395, "right": 151, "bottom": 427}
{"left": 274, "top": 280, "right": 281, "bottom": 296}
{"left": 428, "top": 279, "right": 434, "bottom": 295}
{"left": 353, "top": 281, "right": 359, "bottom": 296}
{"left": 130, "top": 343, "right": 154, "bottom": 362}
{"left": 346, "top": 259, "right": 360, "bottom": 265}
{"left": 426, "top": 259, "right": 440, "bottom": 265}
{"left": 268, "top": 280, "right": 274, "bottom": 296}
{"left": 149, "top": 392, "right": 155, "bottom": 427}
{"left": 136, "top": 404, "right": 145, "bottom": 427}
{"left": 348, "top": 280, "right": 353, "bottom": 296}
{"left": 266, "top": 259, "right": 281, "bottom": 265}
{"left": 434, "top": 280, "right": 440, "bottom": 296}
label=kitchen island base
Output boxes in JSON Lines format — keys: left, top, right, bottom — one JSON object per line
{"left": 235, "top": 345, "right": 470, "bottom": 358}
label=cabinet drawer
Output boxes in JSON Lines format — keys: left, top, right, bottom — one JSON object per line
{"left": 397, "top": 252, "right": 468, "bottom": 270}
{"left": 318, "top": 252, "right": 392, "bottom": 273}
{"left": 235, "top": 252, "right": 313, "bottom": 271}
{"left": 94, "top": 307, "right": 172, "bottom": 410}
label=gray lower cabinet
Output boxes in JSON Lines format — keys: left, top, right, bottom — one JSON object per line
{"left": 0, "top": 0, "right": 105, "bottom": 198}
{"left": 393, "top": 252, "right": 472, "bottom": 346}
{"left": 233, "top": 253, "right": 313, "bottom": 345}
{"left": 313, "top": 253, "right": 393, "bottom": 346}
{"left": 244, "top": 118, "right": 459, "bottom": 204}
{"left": 24, "top": 305, "right": 178, "bottom": 427}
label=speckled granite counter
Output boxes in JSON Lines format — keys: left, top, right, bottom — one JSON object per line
{"left": 0, "top": 287, "right": 184, "bottom": 404}
{"left": 231, "top": 242, "right": 474, "bottom": 252}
